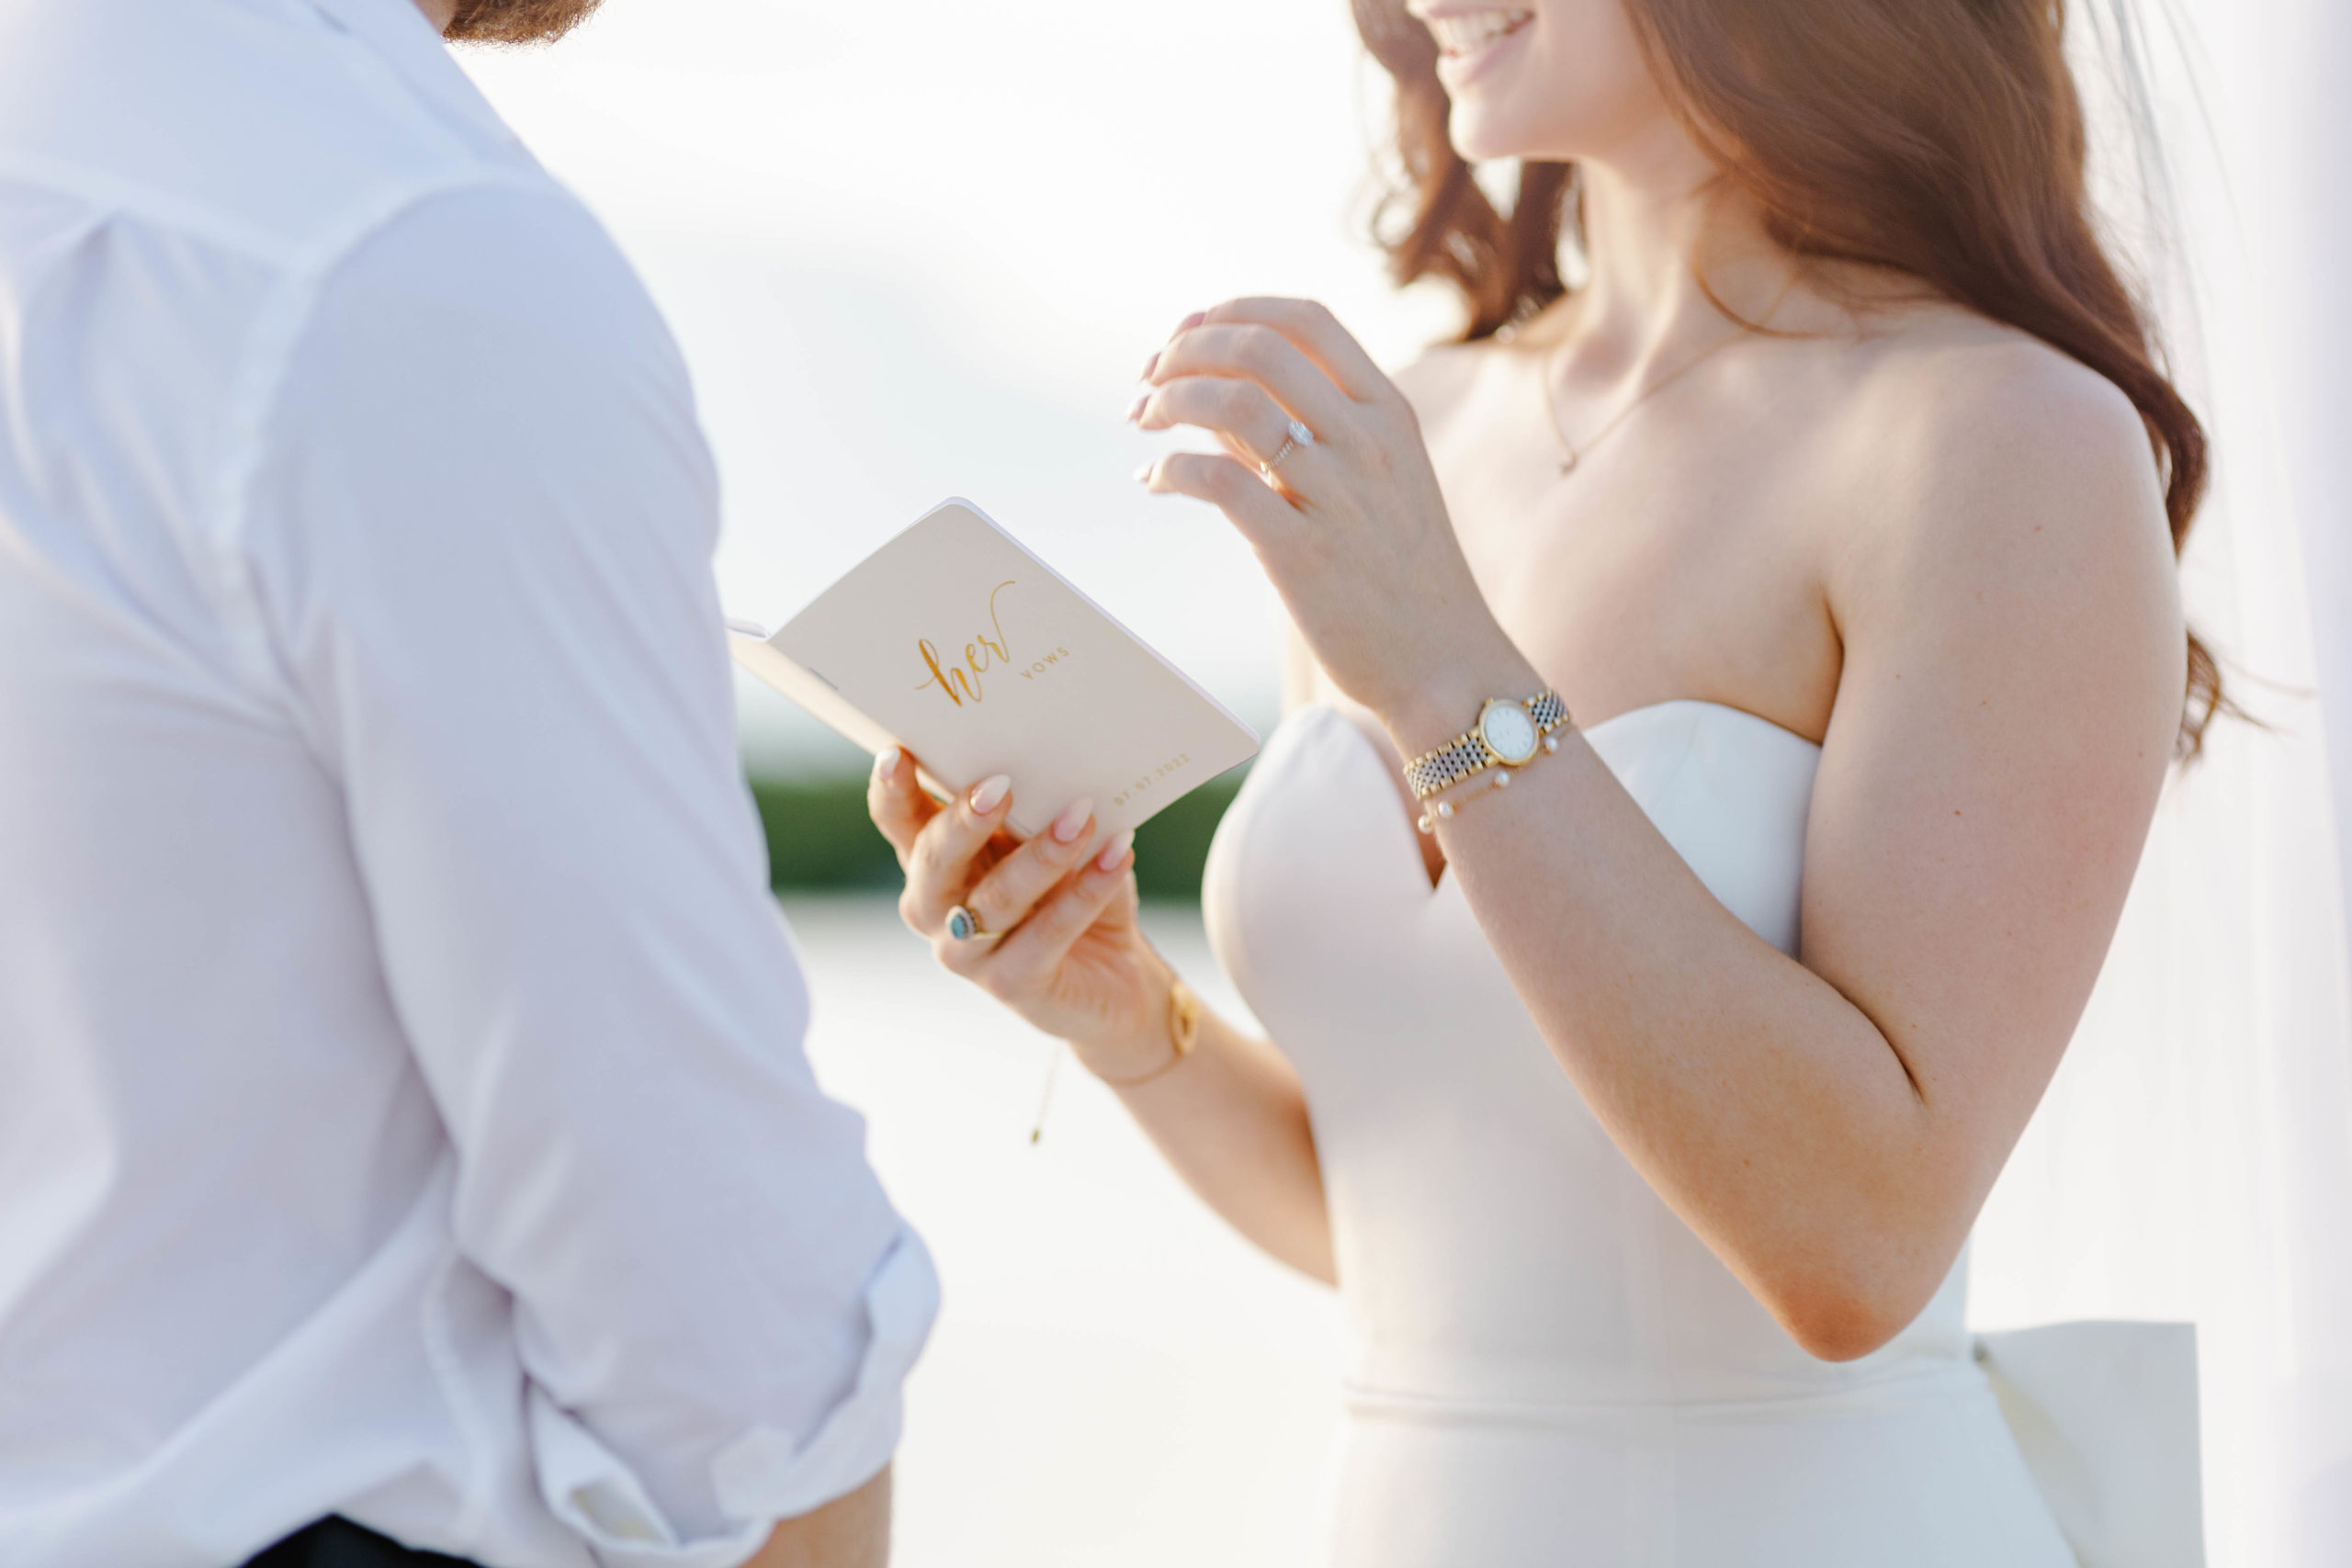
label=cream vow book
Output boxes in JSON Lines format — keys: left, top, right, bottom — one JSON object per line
{"left": 727, "top": 499, "right": 1260, "bottom": 847}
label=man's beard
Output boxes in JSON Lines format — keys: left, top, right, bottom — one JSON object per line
{"left": 444, "top": 0, "right": 604, "bottom": 44}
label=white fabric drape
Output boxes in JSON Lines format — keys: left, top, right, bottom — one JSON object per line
{"left": 1969, "top": 5, "right": 2352, "bottom": 1564}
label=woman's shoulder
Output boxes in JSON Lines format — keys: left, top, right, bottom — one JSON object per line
{"left": 1820, "top": 299, "right": 2182, "bottom": 664}
{"left": 1838, "top": 302, "right": 2154, "bottom": 487}
{"left": 1818, "top": 302, "right": 2170, "bottom": 573}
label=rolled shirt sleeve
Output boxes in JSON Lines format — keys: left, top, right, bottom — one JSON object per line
{"left": 235, "top": 180, "right": 936, "bottom": 1561}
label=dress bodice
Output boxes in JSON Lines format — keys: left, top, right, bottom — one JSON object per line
{"left": 1202, "top": 701, "right": 1975, "bottom": 1413}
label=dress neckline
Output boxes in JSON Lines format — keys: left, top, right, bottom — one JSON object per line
{"left": 1306, "top": 698, "right": 1824, "bottom": 898}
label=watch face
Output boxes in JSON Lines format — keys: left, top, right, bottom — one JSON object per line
{"left": 1480, "top": 700, "right": 1539, "bottom": 765}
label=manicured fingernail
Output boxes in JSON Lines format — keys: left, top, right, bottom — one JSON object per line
{"left": 1139, "top": 351, "right": 1159, "bottom": 380}
{"left": 1096, "top": 828, "right": 1135, "bottom": 872}
{"left": 1051, "top": 796, "right": 1093, "bottom": 843}
{"left": 1177, "top": 310, "right": 1205, "bottom": 331}
{"left": 1125, "top": 389, "right": 1148, "bottom": 424}
{"left": 970, "top": 773, "right": 1012, "bottom": 814}
{"left": 875, "top": 747, "right": 900, "bottom": 779}
{"left": 1133, "top": 463, "right": 1153, "bottom": 485}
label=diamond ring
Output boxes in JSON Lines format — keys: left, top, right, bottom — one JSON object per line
{"left": 1261, "top": 417, "right": 1316, "bottom": 478}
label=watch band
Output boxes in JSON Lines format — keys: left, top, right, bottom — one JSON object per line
{"left": 1403, "top": 689, "right": 1571, "bottom": 800}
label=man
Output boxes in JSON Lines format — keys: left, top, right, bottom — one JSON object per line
{"left": 0, "top": 0, "right": 935, "bottom": 1563}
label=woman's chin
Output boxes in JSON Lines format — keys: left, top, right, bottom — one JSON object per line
{"left": 1447, "top": 107, "right": 1540, "bottom": 167}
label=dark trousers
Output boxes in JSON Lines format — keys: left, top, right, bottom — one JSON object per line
{"left": 243, "top": 1517, "right": 483, "bottom": 1568}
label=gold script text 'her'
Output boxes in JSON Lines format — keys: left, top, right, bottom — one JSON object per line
{"left": 915, "top": 580, "right": 1018, "bottom": 708}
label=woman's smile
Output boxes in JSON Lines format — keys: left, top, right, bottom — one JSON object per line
{"left": 1412, "top": 6, "right": 1534, "bottom": 88}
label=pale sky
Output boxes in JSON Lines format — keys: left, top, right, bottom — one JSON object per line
{"left": 458, "top": 0, "right": 1464, "bottom": 773}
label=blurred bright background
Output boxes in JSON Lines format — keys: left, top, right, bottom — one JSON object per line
{"left": 461, "top": 0, "right": 1460, "bottom": 778}
{"left": 458, "top": 4, "right": 1457, "bottom": 1562}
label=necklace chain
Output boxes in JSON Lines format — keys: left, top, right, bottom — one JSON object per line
{"left": 1537, "top": 281, "right": 1796, "bottom": 478}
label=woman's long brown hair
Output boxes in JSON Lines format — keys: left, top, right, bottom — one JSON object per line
{"left": 1352, "top": 0, "right": 2222, "bottom": 755}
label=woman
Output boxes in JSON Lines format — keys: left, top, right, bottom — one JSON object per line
{"left": 870, "top": 0, "right": 2209, "bottom": 1559}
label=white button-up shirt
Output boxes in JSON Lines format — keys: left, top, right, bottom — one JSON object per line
{"left": 0, "top": 1, "right": 938, "bottom": 1563}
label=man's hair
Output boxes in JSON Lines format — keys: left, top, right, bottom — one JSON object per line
{"left": 445, "top": 0, "right": 603, "bottom": 45}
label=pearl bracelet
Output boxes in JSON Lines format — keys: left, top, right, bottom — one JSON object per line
{"left": 1416, "top": 728, "right": 1565, "bottom": 834}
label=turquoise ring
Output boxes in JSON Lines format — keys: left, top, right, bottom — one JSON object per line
{"left": 944, "top": 905, "right": 989, "bottom": 942}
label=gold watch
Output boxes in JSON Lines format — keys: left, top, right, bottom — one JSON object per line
{"left": 1403, "top": 690, "right": 1571, "bottom": 800}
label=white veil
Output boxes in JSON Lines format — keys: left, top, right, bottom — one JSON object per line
{"left": 1966, "top": 3, "right": 2352, "bottom": 1562}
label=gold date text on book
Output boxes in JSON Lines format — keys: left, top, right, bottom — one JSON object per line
{"left": 1113, "top": 753, "right": 1193, "bottom": 809}
{"left": 914, "top": 580, "right": 1018, "bottom": 707}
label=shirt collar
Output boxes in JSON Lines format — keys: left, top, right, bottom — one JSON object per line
{"left": 301, "top": 0, "right": 526, "bottom": 153}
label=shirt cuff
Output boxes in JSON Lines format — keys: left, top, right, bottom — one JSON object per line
{"left": 529, "top": 1226, "right": 942, "bottom": 1568}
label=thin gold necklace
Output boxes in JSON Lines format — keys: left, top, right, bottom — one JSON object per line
{"left": 1538, "top": 281, "right": 1796, "bottom": 478}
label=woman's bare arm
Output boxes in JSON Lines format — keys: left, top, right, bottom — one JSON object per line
{"left": 1139, "top": 299, "right": 2183, "bottom": 1359}
{"left": 1096, "top": 959, "right": 1334, "bottom": 1283}
{"left": 1395, "top": 350, "right": 2180, "bottom": 1357}
{"left": 867, "top": 758, "right": 1332, "bottom": 1282}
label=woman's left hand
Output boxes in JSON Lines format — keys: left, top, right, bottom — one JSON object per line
{"left": 1130, "top": 297, "right": 1535, "bottom": 743}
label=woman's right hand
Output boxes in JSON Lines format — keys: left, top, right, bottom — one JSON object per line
{"left": 866, "top": 748, "right": 1177, "bottom": 1078}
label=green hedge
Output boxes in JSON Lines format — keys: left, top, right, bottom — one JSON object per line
{"left": 749, "top": 769, "right": 1247, "bottom": 902}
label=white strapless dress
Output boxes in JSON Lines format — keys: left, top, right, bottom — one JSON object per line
{"left": 1201, "top": 701, "right": 2078, "bottom": 1568}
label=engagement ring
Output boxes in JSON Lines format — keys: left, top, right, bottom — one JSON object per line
{"left": 1261, "top": 417, "right": 1316, "bottom": 478}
